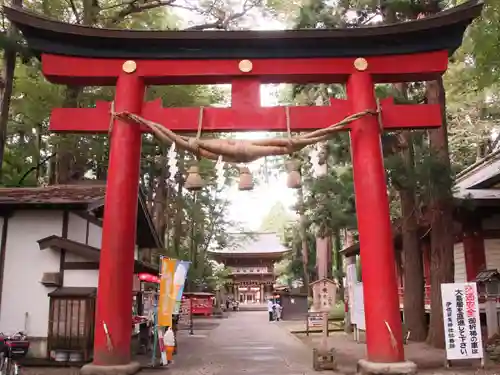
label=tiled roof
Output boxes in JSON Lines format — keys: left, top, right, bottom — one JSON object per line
{"left": 452, "top": 149, "right": 500, "bottom": 201}
{"left": 454, "top": 188, "right": 500, "bottom": 200}
{"left": 454, "top": 150, "right": 500, "bottom": 193}
{"left": 210, "top": 232, "right": 288, "bottom": 254}
{"left": 0, "top": 184, "right": 105, "bottom": 205}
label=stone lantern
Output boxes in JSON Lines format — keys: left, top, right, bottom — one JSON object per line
{"left": 475, "top": 269, "right": 500, "bottom": 298}
{"left": 475, "top": 269, "right": 500, "bottom": 340}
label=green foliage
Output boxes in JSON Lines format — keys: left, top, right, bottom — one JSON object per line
{"left": 205, "top": 263, "right": 232, "bottom": 290}
{"left": 329, "top": 301, "right": 345, "bottom": 320}
{"left": 0, "top": 0, "right": 270, "bottom": 291}
{"left": 279, "top": 222, "right": 317, "bottom": 283}
{"left": 468, "top": 0, "right": 500, "bottom": 87}
{"left": 259, "top": 201, "right": 294, "bottom": 239}
{"left": 281, "top": 0, "right": 497, "bottom": 290}
{"left": 2, "top": 0, "right": 497, "bottom": 296}
{"left": 304, "top": 166, "right": 356, "bottom": 237}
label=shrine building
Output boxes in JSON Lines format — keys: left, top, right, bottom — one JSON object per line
{"left": 208, "top": 232, "right": 289, "bottom": 304}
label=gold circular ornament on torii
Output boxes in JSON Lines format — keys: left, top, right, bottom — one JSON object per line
{"left": 353, "top": 57, "right": 368, "bottom": 71}
{"left": 122, "top": 60, "right": 137, "bottom": 74}
{"left": 238, "top": 59, "right": 253, "bottom": 73}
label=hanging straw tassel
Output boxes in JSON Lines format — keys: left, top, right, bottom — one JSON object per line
{"left": 238, "top": 166, "right": 254, "bottom": 191}
{"left": 286, "top": 158, "right": 302, "bottom": 189}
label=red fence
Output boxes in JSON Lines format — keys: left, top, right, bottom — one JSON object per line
{"left": 398, "top": 285, "right": 431, "bottom": 306}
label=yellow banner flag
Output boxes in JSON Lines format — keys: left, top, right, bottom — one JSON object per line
{"left": 158, "top": 258, "right": 178, "bottom": 327}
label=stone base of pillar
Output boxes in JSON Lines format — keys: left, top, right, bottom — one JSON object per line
{"left": 357, "top": 360, "right": 416, "bottom": 375}
{"left": 81, "top": 362, "right": 141, "bottom": 375}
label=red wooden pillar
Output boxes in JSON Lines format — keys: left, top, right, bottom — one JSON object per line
{"left": 93, "top": 65, "right": 145, "bottom": 366}
{"left": 348, "top": 70, "right": 404, "bottom": 363}
{"left": 463, "top": 218, "right": 486, "bottom": 281}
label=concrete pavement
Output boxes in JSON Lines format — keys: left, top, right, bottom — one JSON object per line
{"left": 165, "top": 310, "right": 316, "bottom": 375}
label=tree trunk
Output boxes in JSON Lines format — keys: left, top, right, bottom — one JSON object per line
{"left": 146, "top": 158, "right": 155, "bottom": 212}
{"left": 191, "top": 192, "right": 200, "bottom": 270}
{"left": 197, "top": 198, "right": 220, "bottom": 279}
{"left": 172, "top": 150, "right": 185, "bottom": 256}
{"left": 297, "top": 186, "right": 310, "bottom": 295}
{"left": 390, "top": 81, "right": 427, "bottom": 341}
{"left": 48, "top": 151, "right": 57, "bottom": 185}
{"left": 153, "top": 144, "right": 168, "bottom": 241}
{"left": 164, "top": 182, "right": 173, "bottom": 253}
{"left": 35, "top": 124, "right": 42, "bottom": 183}
{"left": 400, "top": 176, "right": 427, "bottom": 340}
{"left": 54, "top": 0, "right": 99, "bottom": 185}
{"left": 426, "top": 77, "right": 455, "bottom": 348}
{"left": 333, "top": 229, "right": 344, "bottom": 301}
{"left": 56, "top": 86, "right": 81, "bottom": 184}
{"left": 187, "top": 191, "right": 198, "bottom": 292}
{"left": 95, "top": 147, "right": 108, "bottom": 181}
{"left": 0, "top": 0, "right": 22, "bottom": 183}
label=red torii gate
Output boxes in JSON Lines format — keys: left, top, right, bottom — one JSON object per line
{"left": 5, "top": 2, "right": 481, "bottom": 374}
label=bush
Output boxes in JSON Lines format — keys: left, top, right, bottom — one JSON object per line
{"left": 329, "top": 301, "right": 345, "bottom": 320}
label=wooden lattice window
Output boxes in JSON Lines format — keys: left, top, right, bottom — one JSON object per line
{"left": 50, "top": 299, "right": 88, "bottom": 338}
{"left": 47, "top": 287, "right": 96, "bottom": 361}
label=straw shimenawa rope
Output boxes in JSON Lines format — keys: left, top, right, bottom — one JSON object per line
{"left": 114, "top": 108, "right": 378, "bottom": 163}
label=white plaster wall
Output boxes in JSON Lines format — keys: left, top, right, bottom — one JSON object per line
{"left": 87, "top": 222, "right": 102, "bottom": 248}
{"left": 485, "top": 239, "right": 500, "bottom": 272}
{"left": 66, "top": 213, "right": 90, "bottom": 263}
{"left": 454, "top": 242, "right": 466, "bottom": 283}
{"left": 67, "top": 213, "right": 103, "bottom": 250}
{"left": 67, "top": 213, "right": 87, "bottom": 244}
{"left": 64, "top": 270, "right": 99, "bottom": 288}
{"left": 0, "top": 211, "right": 62, "bottom": 337}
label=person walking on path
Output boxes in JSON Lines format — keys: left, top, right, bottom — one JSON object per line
{"left": 267, "top": 299, "right": 274, "bottom": 321}
{"left": 273, "top": 301, "right": 282, "bottom": 321}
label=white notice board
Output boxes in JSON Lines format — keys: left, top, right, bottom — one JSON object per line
{"left": 353, "top": 282, "right": 365, "bottom": 330}
{"left": 346, "top": 264, "right": 357, "bottom": 322}
{"left": 441, "top": 283, "right": 483, "bottom": 360}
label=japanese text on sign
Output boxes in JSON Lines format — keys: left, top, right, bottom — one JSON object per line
{"left": 441, "top": 283, "right": 483, "bottom": 360}
{"left": 178, "top": 299, "right": 191, "bottom": 325}
{"left": 312, "top": 278, "right": 336, "bottom": 312}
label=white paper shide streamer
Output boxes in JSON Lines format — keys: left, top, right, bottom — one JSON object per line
{"left": 167, "top": 143, "right": 178, "bottom": 182}
{"left": 215, "top": 155, "right": 225, "bottom": 189}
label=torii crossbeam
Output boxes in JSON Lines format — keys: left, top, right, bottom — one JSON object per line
{"left": 5, "top": 2, "right": 482, "bottom": 375}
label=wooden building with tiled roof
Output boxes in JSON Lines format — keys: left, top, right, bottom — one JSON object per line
{"left": 0, "top": 183, "right": 162, "bottom": 360}
{"left": 208, "top": 232, "right": 289, "bottom": 304}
